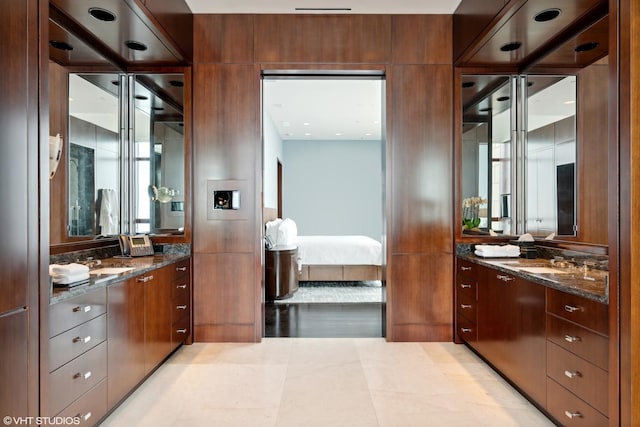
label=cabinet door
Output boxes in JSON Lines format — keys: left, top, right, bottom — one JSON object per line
{"left": 509, "top": 277, "right": 546, "bottom": 404}
{"left": 144, "top": 267, "right": 171, "bottom": 373}
{"left": 0, "top": 311, "right": 28, "bottom": 417}
{"left": 107, "top": 278, "right": 145, "bottom": 408}
{"left": 476, "top": 265, "right": 511, "bottom": 371}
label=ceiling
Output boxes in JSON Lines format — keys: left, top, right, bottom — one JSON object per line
{"left": 184, "top": 0, "right": 462, "bottom": 14}
{"left": 263, "top": 79, "right": 382, "bottom": 141}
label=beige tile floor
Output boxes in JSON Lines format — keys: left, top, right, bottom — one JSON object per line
{"left": 100, "top": 339, "right": 554, "bottom": 427}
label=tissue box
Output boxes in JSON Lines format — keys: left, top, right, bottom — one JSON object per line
{"left": 509, "top": 239, "right": 535, "bottom": 248}
{"left": 520, "top": 247, "right": 538, "bottom": 259}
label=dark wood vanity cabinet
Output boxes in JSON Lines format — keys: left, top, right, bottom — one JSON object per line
{"left": 475, "top": 263, "right": 547, "bottom": 404}
{"left": 170, "top": 259, "right": 191, "bottom": 349}
{"left": 46, "top": 289, "right": 108, "bottom": 423}
{"left": 455, "top": 258, "right": 477, "bottom": 344}
{"left": 545, "top": 288, "right": 609, "bottom": 425}
{"left": 143, "top": 267, "right": 172, "bottom": 373}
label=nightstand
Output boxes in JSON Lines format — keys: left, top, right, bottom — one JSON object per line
{"left": 265, "top": 245, "right": 299, "bottom": 301}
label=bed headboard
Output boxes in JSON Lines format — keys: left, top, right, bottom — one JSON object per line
{"left": 263, "top": 207, "right": 278, "bottom": 225}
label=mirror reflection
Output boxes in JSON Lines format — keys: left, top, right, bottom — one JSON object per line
{"left": 461, "top": 74, "right": 577, "bottom": 238}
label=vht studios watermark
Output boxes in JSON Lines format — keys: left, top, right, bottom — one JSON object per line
{"left": 3, "top": 416, "right": 81, "bottom": 425}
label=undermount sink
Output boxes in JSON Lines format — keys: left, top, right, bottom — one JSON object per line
{"left": 89, "top": 267, "right": 135, "bottom": 275}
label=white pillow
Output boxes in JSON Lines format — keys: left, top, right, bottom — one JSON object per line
{"left": 276, "top": 218, "right": 298, "bottom": 245}
{"left": 265, "top": 218, "right": 282, "bottom": 245}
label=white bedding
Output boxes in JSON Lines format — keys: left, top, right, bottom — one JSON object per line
{"left": 296, "top": 235, "right": 382, "bottom": 266}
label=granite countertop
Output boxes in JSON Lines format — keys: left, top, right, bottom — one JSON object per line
{"left": 459, "top": 254, "right": 609, "bottom": 304}
{"left": 50, "top": 253, "right": 190, "bottom": 305}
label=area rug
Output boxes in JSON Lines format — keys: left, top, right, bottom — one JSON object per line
{"left": 274, "top": 281, "right": 383, "bottom": 304}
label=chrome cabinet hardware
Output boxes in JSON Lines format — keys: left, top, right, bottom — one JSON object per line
{"left": 176, "top": 328, "right": 187, "bottom": 334}
{"left": 73, "top": 371, "right": 92, "bottom": 380}
{"left": 460, "top": 283, "right": 471, "bottom": 289}
{"left": 137, "top": 275, "right": 154, "bottom": 283}
{"left": 176, "top": 266, "right": 187, "bottom": 272}
{"left": 176, "top": 305, "right": 187, "bottom": 310}
{"left": 497, "top": 274, "right": 515, "bottom": 282}
{"left": 564, "top": 334, "right": 582, "bottom": 343}
{"left": 564, "top": 304, "right": 580, "bottom": 313}
{"left": 176, "top": 284, "right": 187, "bottom": 289}
{"left": 72, "top": 305, "right": 91, "bottom": 313}
{"left": 460, "top": 328, "right": 472, "bottom": 333}
{"left": 461, "top": 266, "right": 472, "bottom": 271}
{"left": 460, "top": 304, "right": 473, "bottom": 309}
{"left": 564, "top": 411, "right": 582, "bottom": 419}
{"left": 72, "top": 335, "right": 91, "bottom": 344}
{"left": 564, "top": 370, "right": 582, "bottom": 379}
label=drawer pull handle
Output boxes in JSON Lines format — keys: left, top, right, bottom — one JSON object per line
{"left": 564, "top": 370, "right": 582, "bottom": 379}
{"left": 564, "top": 411, "right": 582, "bottom": 419}
{"left": 176, "top": 266, "right": 187, "bottom": 272}
{"left": 176, "top": 305, "right": 188, "bottom": 310}
{"left": 460, "top": 328, "right": 472, "bottom": 333}
{"left": 497, "top": 274, "right": 515, "bottom": 282}
{"left": 74, "top": 371, "right": 92, "bottom": 380}
{"left": 176, "top": 328, "right": 188, "bottom": 334}
{"left": 564, "top": 334, "right": 581, "bottom": 343}
{"left": 73, "top": 335, "right": 91, "bottom": 344}
{"left": 137, "top": 275, "right": 154, "bottom": 283}
{"left": 73, "top": 305, "right": 91, "bottom": 313}
{"left": 176, "top": 284, "right": 188, "bottom": 289}
{"left": 564, "top": 305, "right": 580, "bottom": 313}
{"left": 460, "top": 304, "right": 473, "bottom": 309}
{"left": 460, "top": 284, "right": 471, "bottom": 289}
{"left": 461, "top": 266, "right": 472, "bottom": 271}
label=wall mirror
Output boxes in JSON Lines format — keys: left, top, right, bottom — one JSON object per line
{"left": 461, "top": 74, "right": 577, "bottom": 239}
{"left": 460, "top": 57, "right": 609, "bottom": 246}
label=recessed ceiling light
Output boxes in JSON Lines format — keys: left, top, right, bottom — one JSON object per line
{"left": 534, "top": 8, "right": 561, "bottom": 22}
{"left": 462, "top": 81, "right": 475, "bottom": 89}
{"left": 574, "top": 42, "right": 599, "bottom": 52}
{"left": 500, "top": 42, "right": 522, "bottom": 52}
{"left": 49, "top": 40, "right": 73, "bottom": 51}
{"left": 373, "top": 120, "right": 380, "bottom": 124}
{"left": 365, "top": 132, "right": 372, "bottom": 136}
{"left": 88, "top": 7, "right": 116, "bottom": 22}
{"left": 169, "top": 80, "right": 184, "bottom": 87}
{"left": 303, "top": 122, "right": 310, "bottom": 126}
{"left": 125, "top": 40, "right": 147, "bottom": 51}
{"left": 304, "top": 133, "right": 311, "bottom": 136}
{"left": 69, "top": 97, "right": 74, "bottom": 102}
{"left": 497, "top": 96, "right": 510, "bottom": 102}
{"left": 111, "top": 80, "right": 119, "bottom": 86}
{"left": 564, "top": 100, "right": 576, "bottom": 105}
{"left": 335, "top": 133, "right": 342, "bottom": 136}
{"left": 135, "top": 95, "right": 148, "bottom": 100}
{"left": 153, "top": 107, "right": 165, "bottom": 111}
{"left": 479, "top": 107, "right": 491, "bottom": 112}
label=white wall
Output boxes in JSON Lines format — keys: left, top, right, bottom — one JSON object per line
{"left": 263, "top": 114, "right": 283, "bottom": 209}
{"left": 282, "top": 139, "right": 383, "bottom": 240}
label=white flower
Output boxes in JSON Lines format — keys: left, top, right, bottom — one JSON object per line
{"left": 462, "top": 197, "right": 487, "bottom": 208}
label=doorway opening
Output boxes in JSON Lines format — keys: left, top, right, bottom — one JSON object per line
{"left": 262, "top": 71, "right": 386, "bottom": 338}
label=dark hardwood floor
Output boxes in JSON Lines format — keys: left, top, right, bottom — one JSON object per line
{"left": 264, "top": 303, "right": 385, "bottom": 338}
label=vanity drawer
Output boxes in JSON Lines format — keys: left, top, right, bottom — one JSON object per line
{"left": 456, "top": 278, "right": 476, "bottom": 300}
{"left": 171, "top": 296, "right": 190, "bottom": 324}
{"left": 49, "top": 342, "right": 107, "bottom": 416}
{"left": 49, "top": 314, "right": 107, "bottom": 371}
{"left": 49, "top": 289, "right": 106, "bottom": 338}
{"left": 547, "top": 314, "right": 608, "bottom": 370}
{"left": 172, "top": 315, "right": 190, "bottom": 347}
{"left": 547, "top": 342, "right": 608, "bottom": 415}
{"left": 173, "top": 259, "right": 190, "bottom": 279}
{"left": 56, "top": 379, "right": 107, "bottom": 425}
{"left": 457, "top": 258, "right": 476, "bottom": 282}
{"left": 456, "top": 291, "right": 477, "bottom": 321}
{"left": 456, "top": 314, "right": 477, "bottom": 344}
{"left": 171, "top": 278, "right": 190, "bottom": 300}
{"left": 546, "top": 378, "right": 608, "bottom": 426}
{"left": 546, "top": 288, "right": 608, "bottom": 336}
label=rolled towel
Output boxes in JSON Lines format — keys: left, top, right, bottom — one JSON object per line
{"left": 475, "top": 244, "right": 520, "bottom": 257}
{"left": 50, "top": 263, "right": 90, "bottom": 276}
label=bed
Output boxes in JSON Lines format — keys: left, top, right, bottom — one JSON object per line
{"left": 296, "top": 235, "right": 383, "bottom": 281}
{"left": 264, "top": 212, "right": 383, "bottom": 282}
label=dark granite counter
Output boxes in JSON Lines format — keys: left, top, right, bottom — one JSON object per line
{"left": 458, "top": 254, "right": 608, "bottom": 304}
{"left": 50, "top": 253, "right": 190, "bottom": 305}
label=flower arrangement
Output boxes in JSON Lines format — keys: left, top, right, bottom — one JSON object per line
{"left": 462, "top": 196, "right": 487, "bottom": 229}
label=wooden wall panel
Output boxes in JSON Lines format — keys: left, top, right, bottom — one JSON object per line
{"left": 254, "top": 15, "right": 391, "bottom": 64}
{"left": 388, "top": 65, "right": 454, "bottom": 254}
{"left": 142, "top": 0, "right": 194, "bottom": 60}
{"left": 578, "top": 61, "right": 608, "bottom": 245}
{"left": 193, "top": 253, "right": 256, "bottom": 326}
{"left": 194, "top": 15, "right": 254, "bottom": 64}
{"left": 391, "top": 15, "right": 453, "bottom": 65}
{"left": 389, "top": 254, "right": 453, "bottom": 341}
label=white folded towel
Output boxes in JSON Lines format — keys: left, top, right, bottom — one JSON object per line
{"left": 51, "top": 271, "right": 90, "bottom": 285}
{"left": 49, "top": 263, "right": 90, "bottom": 276}
{"left": 475, "top": 244, "right": 520, "bottom": 257}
